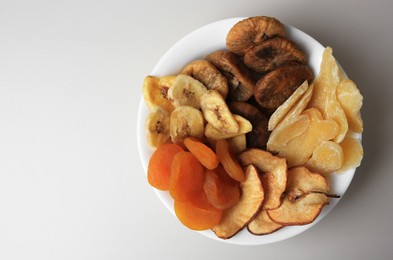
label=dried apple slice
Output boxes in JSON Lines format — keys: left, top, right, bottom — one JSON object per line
{"left": 238, "top": 149, "right": 287, "bottom": 210}
{"left": 247, "top": 209, "right": 283, "bottom": 235}
{"left": 268, "top": 192, "right": 329, "bottom": 225}
{"left": 267, "top": 166, "right": 330, "bottom": 225}
{"left": 212, "top": 165, "right": 264, "bottom": 239}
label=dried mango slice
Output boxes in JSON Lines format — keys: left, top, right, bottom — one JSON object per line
{"left": 278, "top": 108, "right": 339, "bottom": 167}
{"left": 336, "top": 79, "right": 363, "bottom": 133}
{"left": 338, "top": 134, "right": 364, "bottom": 172}
{"left": 305, "top": 140, "right": 344, "bottom": 174}
{"left": 308, "top": 47, "right": 348, "bottom": 143}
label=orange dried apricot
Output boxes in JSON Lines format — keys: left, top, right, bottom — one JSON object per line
{"left": 174, "top": 200, "right": 223, "bottom": 231}
{"left": 169, "top": 151, "right": 205, "bottom": 201}
{"left": 184, "top": 137, "right": 219, "bottom": 170}
{"left": 204, "top": 166, "right": 240, "bottom": 210}
{"left": 216, "top": 139, "right": 245, "bottom": 182}
{"left": 147, "top": 143, "right": 184, "bottom": 190}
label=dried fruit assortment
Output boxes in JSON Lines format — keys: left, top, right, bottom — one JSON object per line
{"left": 142, "top": 16, "right": 364, "bottom": 239}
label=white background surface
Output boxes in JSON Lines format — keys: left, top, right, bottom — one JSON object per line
{"left": 0, "top": 0, "right": 392, "bottom": 259}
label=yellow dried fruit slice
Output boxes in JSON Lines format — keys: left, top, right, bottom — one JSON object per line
{"left": 338, "top": 134, "right": 364, "bottom": 172}
{"left": 268, "top": 80, "right": 309, "bottom": 131}
{"left": 142, "top": 75, "right": 176, "bottom": 111}
{"left": 336, "top": 79, "right": 363, "bottom": 133}
{"left": 275, "top": 83, "right": 313, "bottom": 130}
{"left": 278, "top": 108, "right": 339, "bottom": 167}
{"left": 305, "top": 140, "right": 344, "bottom": 174}
{"left": 308, "top": 47, "right": 348, "bottom": 143}
{"left": 205, "top": 114, "right": 252, "bottom": 140}
{"left": 267, "top": 114, "right": 310, "bottom": 152}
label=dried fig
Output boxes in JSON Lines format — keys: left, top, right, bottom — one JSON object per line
{"left": 254, "top": 64, "right": 313, "bottom": 109}
{"left": 228, "top": 101, "right": 269, "bottom": 150}
{"left": 206, "top": 50, "right": 255, "bottom": 101}
{"left": 244, "top": 37, "right": 307, "bottom": 74}
{"left": 181, "top": 59, "right": 228, "bottom": 99}
{"left": 226, "top": 16, "right": 286, "bottom": 56}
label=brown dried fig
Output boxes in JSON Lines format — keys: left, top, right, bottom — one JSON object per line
{"left": 206, "top": 50, "right": 255, "bottom": 101}
{"left": 228, "top": 101, "right": 269, "bottom": 150}
{"left": 181, "top": 59, "right": 228, "bottom": 99}
{"left": 254, "top": 64, "right": 313, "bottom": 109}
{"left": 244, "top": 37, "right": 307, "bottom": 74}
{"left": 226, "top": 16, "right": 286, "bottom": 56}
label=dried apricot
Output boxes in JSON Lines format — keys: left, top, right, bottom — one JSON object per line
{"left": 184, "top": 137, "right": 219, "bottom": 170}
{"left": 203, "top": 166, "right": 240, "bottom": 210}
{"left": 169, "top": 151, "right": 205, "bottom": 201}
{"left": 147, "top": 143, "right": 184, "bottom": 190}
{"left": 216, "top": 139, "right": 245, "bottom": 182}
{"left": 174, "top": 200, "right": 223, "bottom": 231}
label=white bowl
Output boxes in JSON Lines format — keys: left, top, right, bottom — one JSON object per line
{"left": 137, "top": 17, "right": 357, "bottom": 245}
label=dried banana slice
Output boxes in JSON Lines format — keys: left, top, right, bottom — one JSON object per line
{"left": 181, "top": 59, "right": 229, "bottom": 99}
{"left": 145, "top": 107, "right": 170, "bottom": 147}
{"left": 142, "top": 75, "right": 176, "bottom": 111}
{"left": 200, "top": 90, "right": 239, "bottom": 134}
{"left": 205, "top": 114, "right": 252, "bottom": 140}
{"left": 167, "top": 74, "right": 207, "bottom": 109}
{"left": 169, "top": 106, "right": 204, "bottom": 143}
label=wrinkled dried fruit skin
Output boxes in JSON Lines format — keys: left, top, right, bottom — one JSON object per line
{"left": 254, "top": 64, "right": 313, "bottom": 109}
{"left": 244, "top": 37, "right": 307, "bottom": 74}
{"left": 229, "top": 101, "right": 269, "bottom": 150}
{"left": 181, "top": 59, "right": 229, "bottom": 99}
{"left": 206, "top": 50, "right": 255, "bottom": 101}
{"left": 226, "top": 16, "right": 286, "bottom": 56}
